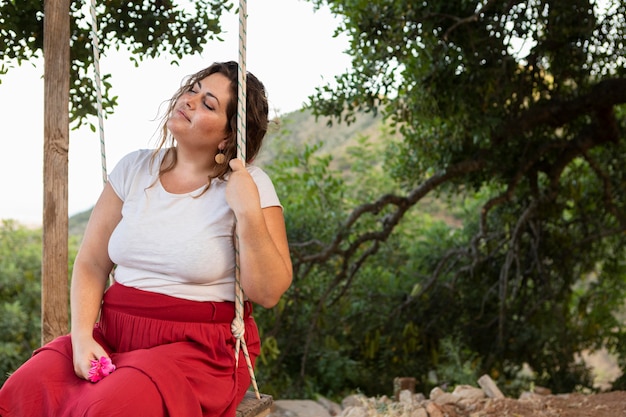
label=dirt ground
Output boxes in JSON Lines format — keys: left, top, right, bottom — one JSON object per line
{"left": 442, "top": 391, "right": 626, "bottom": 417}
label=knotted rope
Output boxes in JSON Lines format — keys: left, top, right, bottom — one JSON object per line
{"left": 231, "top": 0, "right": 261, "bottom": 400}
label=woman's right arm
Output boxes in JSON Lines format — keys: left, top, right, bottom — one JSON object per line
{"left": 70, "top": 182, "right": 122, "bottom": 380}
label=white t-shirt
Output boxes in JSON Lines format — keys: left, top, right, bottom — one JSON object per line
{"left": 107, "top": 149, "right": 281, "bottom": 302}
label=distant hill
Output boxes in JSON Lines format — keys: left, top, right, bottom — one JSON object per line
{"left": 68, "top": 208, "right": 92, "bottom": 238}
{"left": 256, "top": 108, "right": 383, "bottom": 168}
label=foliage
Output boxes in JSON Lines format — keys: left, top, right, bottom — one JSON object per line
{"left": 0, "top": 0, "right": 231, "bottom": 128}
{"left": 253, "top": 0, "right": 626, "bottom": 398}
{"left": 0, "top": 219, "right": 82, "bottom": 387}
{"left": 0, "top": 221, "right": 42, "bottom": 385}
{"left": 255, "top": 128, "right": 626, "bottom": 399}
{"left": 256, "top": 122, "right": 466, "bottom": 398}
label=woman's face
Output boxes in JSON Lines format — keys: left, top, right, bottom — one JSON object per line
{"left": 166, "top": 72, "right": 232, "bottom": 151}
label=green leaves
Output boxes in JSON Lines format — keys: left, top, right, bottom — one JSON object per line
{"left": 0, "top": 0, "right": 232, "bottom": 127}
{"left": 0, "top": 221, "right": 42, "bottom": 386}
{"left": 256, "top": 0, "right": 626, "bottom": 397}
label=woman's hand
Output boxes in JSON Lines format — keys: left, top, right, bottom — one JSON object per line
{"left": 226, "top": 158, "right": 261, "bottom": 217}
{"left": 71, "top": 334, "right": 109, "bottom": 380}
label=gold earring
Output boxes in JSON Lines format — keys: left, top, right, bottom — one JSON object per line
{"left": 215, "top": 149, "right": 226, "bottom": 164}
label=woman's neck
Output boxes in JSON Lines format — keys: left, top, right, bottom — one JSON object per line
{"left": 159, "top": 147, "right": 217, "bottom": 194}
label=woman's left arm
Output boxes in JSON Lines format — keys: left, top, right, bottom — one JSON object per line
{"left": 227, "top": 159, "right": 293, "bottom": 308}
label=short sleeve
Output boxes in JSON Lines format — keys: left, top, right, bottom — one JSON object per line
{"left": 248, "top": 165, "right": 282, "bottom": 210}
{"left": 107, "top": 149, "right": 154, "bottom": 201}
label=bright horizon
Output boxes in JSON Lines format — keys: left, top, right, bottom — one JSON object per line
{"left": 0, "top": 1, "right": 351, "bottom": 225}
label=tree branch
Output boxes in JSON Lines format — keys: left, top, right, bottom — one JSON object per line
{"left": 295, "top": 158, "right": 485, "bottom": 264}
{"left": 441, "top": 0, "right": 499, "bottom": 41}
{"left": 494, "top": 78, "right": 626, "bottom": 144}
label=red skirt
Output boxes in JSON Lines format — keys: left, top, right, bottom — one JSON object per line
{"left": 0, "top": 283, "right": 260, "bottom": 417}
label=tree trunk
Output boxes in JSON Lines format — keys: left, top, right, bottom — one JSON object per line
{"left": 42, "top": 0, "right": 70, "bottom": 345}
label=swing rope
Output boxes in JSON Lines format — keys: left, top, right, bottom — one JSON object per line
{"left": 231, "top": 0, "right": 262, "bottom": 400}
{"left": 88, "top": 0, "right": 107, "bottom": 185}
{"left": 88, "top": 0, "right": 260, "bottom": 401}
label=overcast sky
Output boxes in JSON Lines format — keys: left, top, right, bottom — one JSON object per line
{"left": 0, "top": 0, "right": 351, "bottom": 225}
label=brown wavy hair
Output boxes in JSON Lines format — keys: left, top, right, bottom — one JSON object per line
{"left": 153, "top": 61, "right": 269, "bottom": 183}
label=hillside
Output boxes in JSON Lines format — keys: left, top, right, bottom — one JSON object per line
{"left": 256, "top": 108, "right": 383, "bottom": 168}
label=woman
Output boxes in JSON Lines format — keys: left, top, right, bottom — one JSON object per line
{"left": 0, "top": 61, "right": 292, "bottom": 417}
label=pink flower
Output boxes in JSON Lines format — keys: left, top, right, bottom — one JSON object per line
{"left": 88, "top": 356, "right": 116, "bottom": 382}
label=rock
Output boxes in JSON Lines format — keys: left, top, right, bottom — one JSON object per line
{"left": 270, "top": 400, "right": 332, "bottom": 417}
{"left": 341, "top": 394, "right": 367, "bottom": 409}
{"left": 477, "top": 374, "right": 505, "bottom": 399}
{"left": 413, "top": 393, "right": 426, "bottom": 404}
{"left": 378, "top": 395, "right": 391, "bottom": 405}
{"left": 533, "top": 386, "right": 552, "bottom": 396}
{"left": 433, "top": 393, "right": 460, "bottom": 405}
{"left": 452, "top": 384, "right": 486, "bottom": 401}
{"left": 340, "top": 406, "right": 368, "bottom": 417}
{"left": 519, "top": 391, "right": 543, "bottom": 402}
{"left": 316, "top": 396, "right": 342, "bottom": 416}
{"left": 398, "top": 389, "right": 414, "bottom": 405}
{"left": 429, "top": 386, "right": 459, "bottom": 405}
{"left": 429, "top": 386, "right": 445, "bottom": 401}
{"left": 409, "top": 407, "right": 428, "bottom": 417}
{"left": 425, "top": 402, "right": 444, "bottom": 417}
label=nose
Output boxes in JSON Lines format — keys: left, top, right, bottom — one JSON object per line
{"left": 184, "top": 92, "right": 200, "bottom": 109}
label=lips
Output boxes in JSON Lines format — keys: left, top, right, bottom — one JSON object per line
{"left": 177, "top": 109, "right": 191, "bottom": 122}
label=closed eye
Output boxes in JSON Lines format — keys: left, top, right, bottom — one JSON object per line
{"left": 196, "top": 80, "right": 221, "bottom": 110}
{"left": 187, "top": 85, "right": 215, "bottom": 111}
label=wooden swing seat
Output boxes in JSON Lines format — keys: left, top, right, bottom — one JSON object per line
{"left": 236, "top": 392, "right": 273, "bottom": 417}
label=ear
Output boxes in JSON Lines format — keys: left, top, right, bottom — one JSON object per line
{"left": 218, "top": 139, "right": 228, "bottom": 150}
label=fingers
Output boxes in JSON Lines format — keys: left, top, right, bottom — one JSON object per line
{"left": 228, "top": 157, "right": 245, "bottom": 171}
{"left": 73, "top": 339, "right": 110, "bottom": 380}
{"left": 75, "top": 359, "right": 93, "bottom": 380}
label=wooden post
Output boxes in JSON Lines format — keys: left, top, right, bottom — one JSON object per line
{"left": 42, "top": 0, "right": 70, "bottom": 345}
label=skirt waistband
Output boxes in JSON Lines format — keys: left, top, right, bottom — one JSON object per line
{"left": 102, "top": 282, "right": 252, "bottom": 323}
